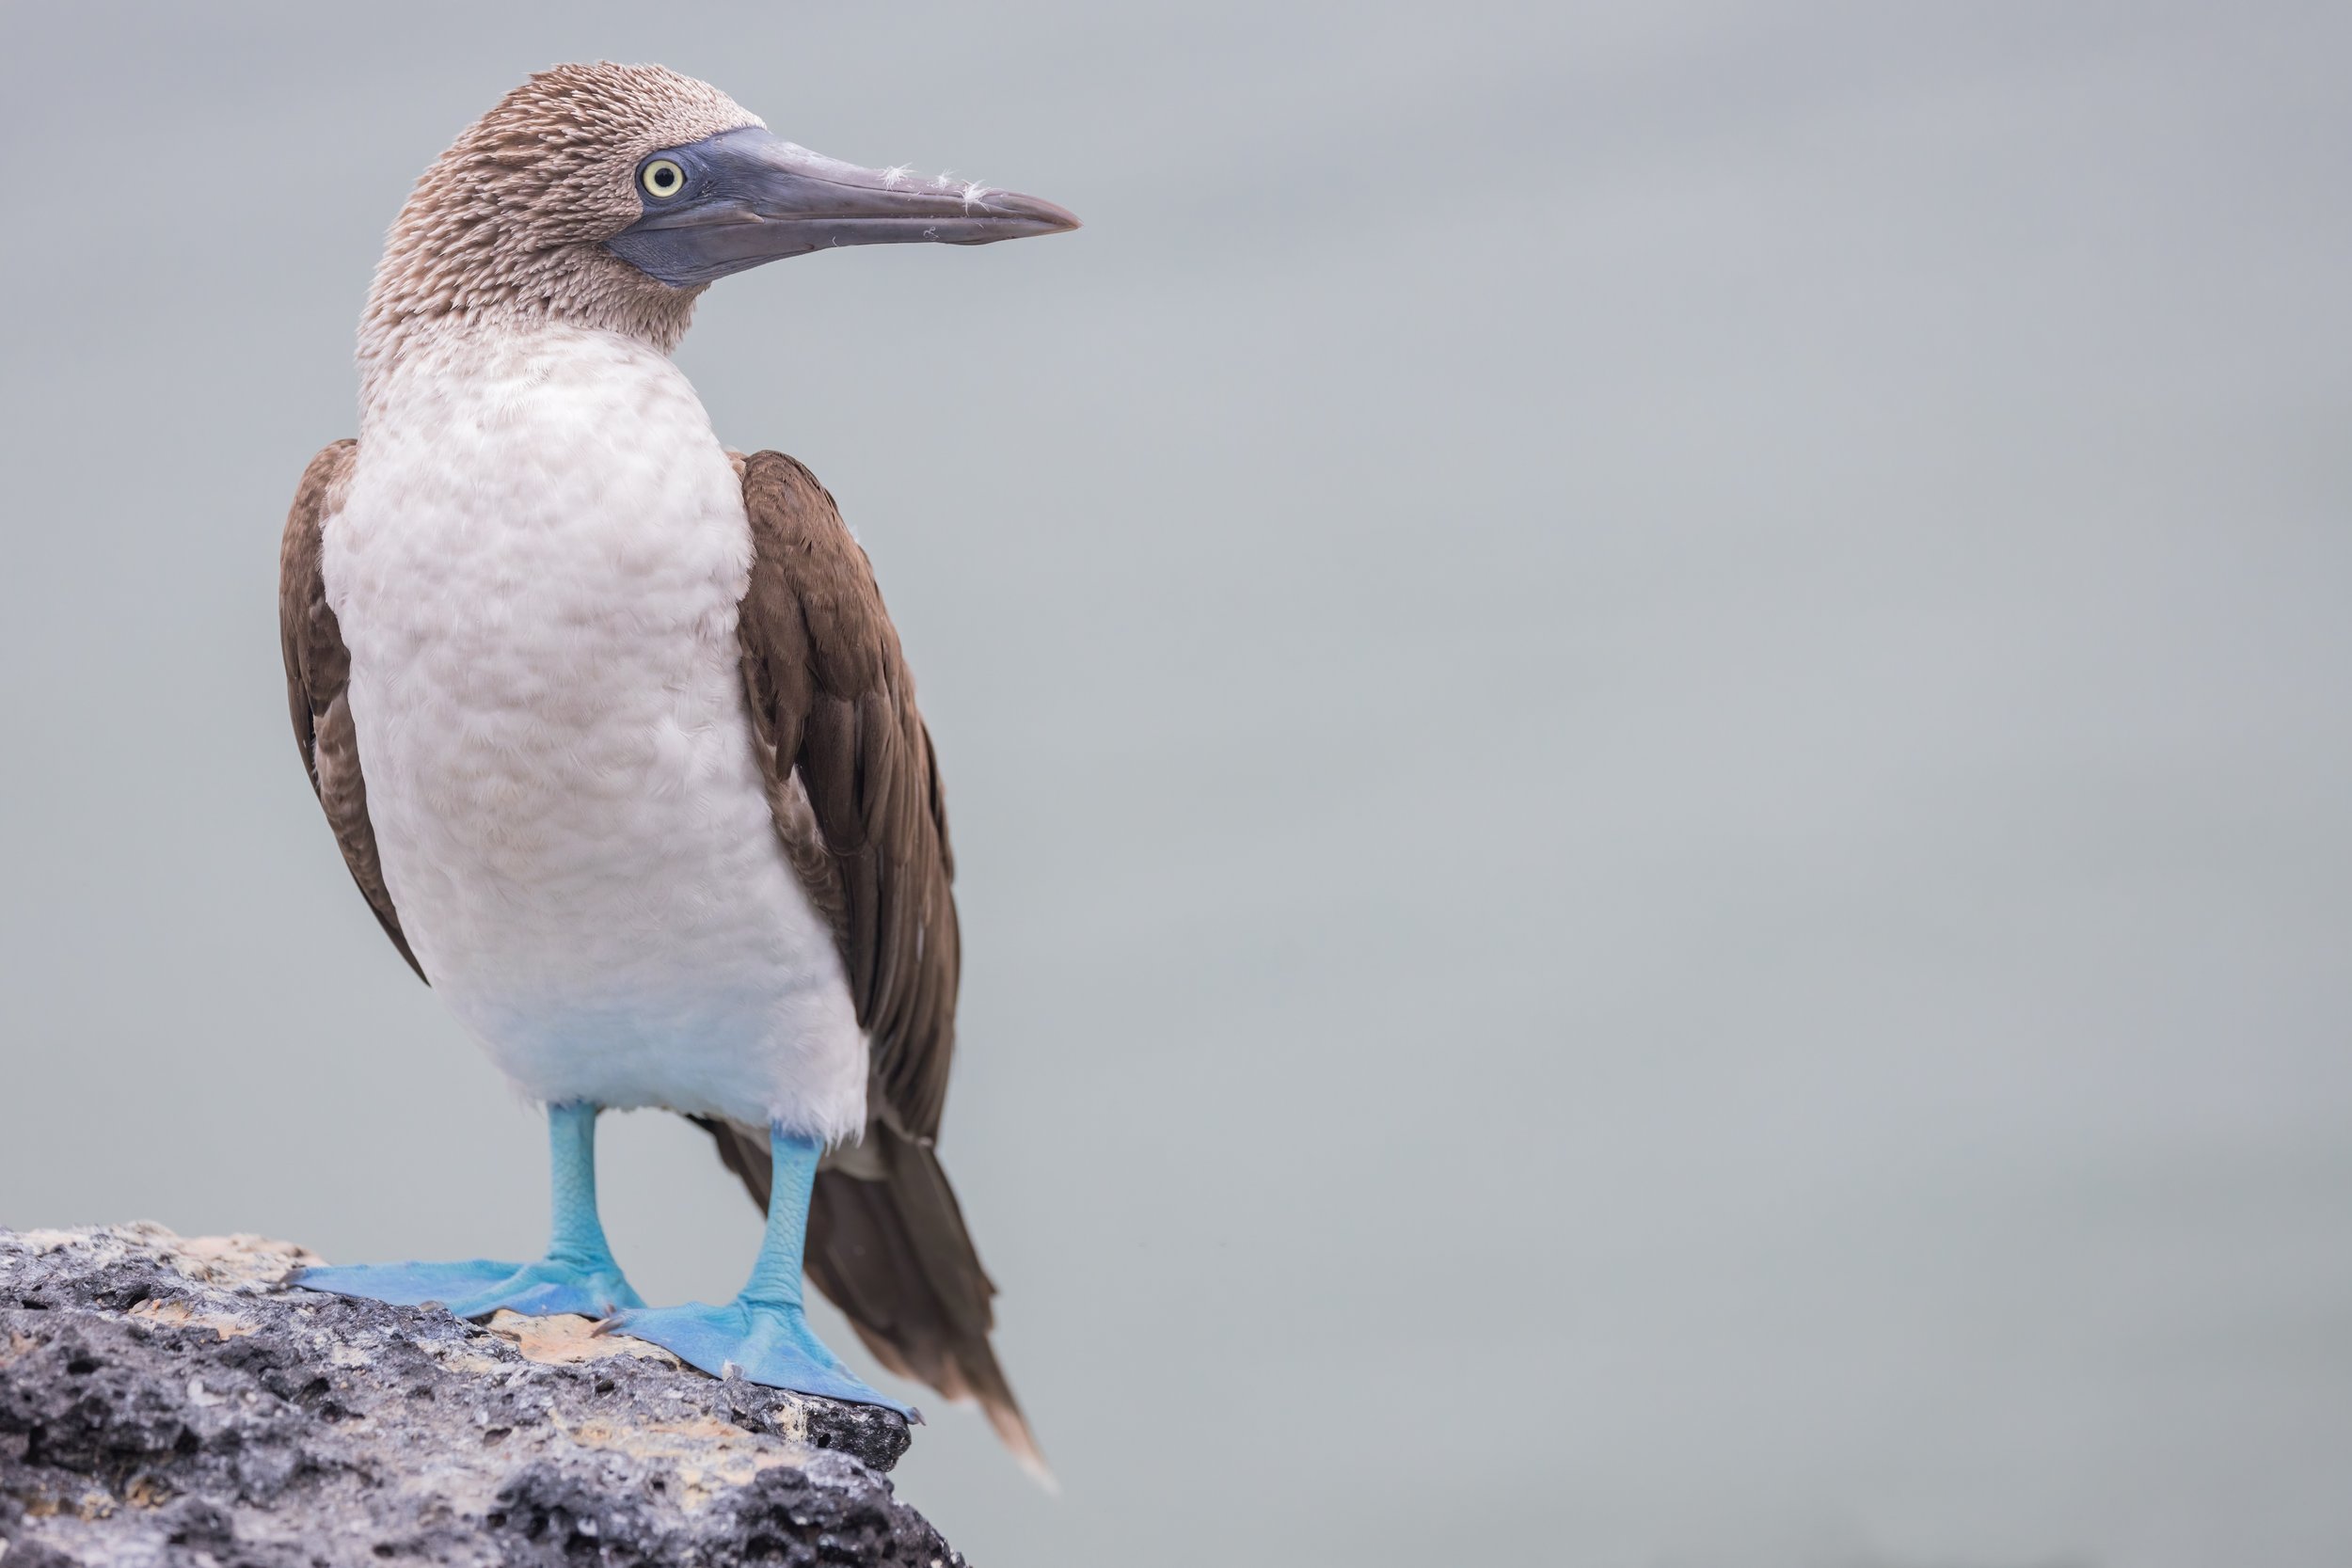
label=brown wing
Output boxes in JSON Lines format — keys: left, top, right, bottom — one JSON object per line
{"left": 727, "top": 453, "right": 1041, "bottom": 1472}
{"left": 733, "top": 451, "right": 960, "bottom": 1139}
{"left": 279, "top": 439, "right": 424, "bottom": 983}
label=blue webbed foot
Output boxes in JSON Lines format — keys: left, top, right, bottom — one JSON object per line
{"left": 297, "top": 1256, "right": 645, "bottom": 1318}
{"left": 607, "top": 1299, "right": 917, "bottom": 1418}
{"left": 298, "top": 1103, "right": 646, "bottom": 1320}
{"left": 295, "top": 1258, "right": 526, "bottom": 1308}
{"left": 442, "top": 1256, "right": 646, "bottom": 1319}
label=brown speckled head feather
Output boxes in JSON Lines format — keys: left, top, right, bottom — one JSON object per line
{"left": 360, "top": 63, "right": 761, "bottom": 380}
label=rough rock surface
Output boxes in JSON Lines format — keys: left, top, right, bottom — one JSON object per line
{"left": 0, "top": 1227, "right": 964, "bottom": 1567}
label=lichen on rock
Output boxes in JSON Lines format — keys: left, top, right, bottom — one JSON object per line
{"left": 0, "top": 1226, "right": 964, "bottom": 1567}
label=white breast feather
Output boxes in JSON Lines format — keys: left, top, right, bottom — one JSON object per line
{"left": 323, "top": 324, "right": 866, "bottom": 1143}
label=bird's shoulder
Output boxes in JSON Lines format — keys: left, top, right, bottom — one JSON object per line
{"left": 734, "top": 449, "right": 892, "bottom": 626}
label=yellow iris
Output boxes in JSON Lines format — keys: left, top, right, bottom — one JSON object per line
{"left": 641, "top": 159, "right": 685, "bottom": 198}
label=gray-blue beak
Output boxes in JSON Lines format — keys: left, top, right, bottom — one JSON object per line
{"left": 606, "top": 126, "right": 1080, "bottom": 288}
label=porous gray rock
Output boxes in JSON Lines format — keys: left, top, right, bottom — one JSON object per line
{"left": 0, "top": 1227, "right": 965, "bottom": 1567}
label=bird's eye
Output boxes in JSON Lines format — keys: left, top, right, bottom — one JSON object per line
{"left": 641, "top": 159, "right": 686, "bottom": 198}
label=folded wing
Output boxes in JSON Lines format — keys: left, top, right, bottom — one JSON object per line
{"left": 279, "top": 439, "right": 423, "bottom": 983}
{"left": 721, "top": 451, "right": 1042, "bottom": 1475}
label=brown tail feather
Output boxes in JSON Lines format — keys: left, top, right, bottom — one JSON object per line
{"left": 691, "top": 1115, "right": 1049, "bottom": 1482}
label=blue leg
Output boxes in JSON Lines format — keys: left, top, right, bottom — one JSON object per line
{"left": 296, "top": 1102, "right": 645, "bottom": 1318}
{"left": 604, "top": 1128, "right": 914, "bottom": 1416}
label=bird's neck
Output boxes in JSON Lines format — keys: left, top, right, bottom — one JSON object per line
{"left": 355, "top": 313, "right": 698, "bottom": 435}
{"left": 358, "top": 247, "right": 706, "bottom": 411}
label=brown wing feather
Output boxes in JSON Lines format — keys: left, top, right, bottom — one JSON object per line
{"left": 279, "top": 439, "right": 424, "bottom": 983}
{"left": 730, "top": 451, "right": 1041, "bottom": 1476}
{"left": 734, "top": 451, "right": 960, "bottom": 1138}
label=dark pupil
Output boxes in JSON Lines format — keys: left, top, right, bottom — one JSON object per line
{"left": 651, "top": 166, "right": 676, "bottom": 190}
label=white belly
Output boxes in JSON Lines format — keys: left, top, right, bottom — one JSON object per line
{"left": 323, "top": 325, "right": 866, "bottom": 1142}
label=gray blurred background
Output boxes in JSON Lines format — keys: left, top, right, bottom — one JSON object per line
{"left": 3, "top": 2, "right": 2347, "bottom": 1563}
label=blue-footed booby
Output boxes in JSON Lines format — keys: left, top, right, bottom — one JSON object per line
{"left": 278, "top": 64, "right": 1074, "bottom": 1472}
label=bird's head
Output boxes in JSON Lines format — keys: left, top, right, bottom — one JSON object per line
{"left": 360, "top": 62, "right": 1077, "bottom": 370}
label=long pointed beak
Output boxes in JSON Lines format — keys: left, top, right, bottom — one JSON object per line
{"left": 607, "top": 126, "right": 1080, "bottom": 288}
